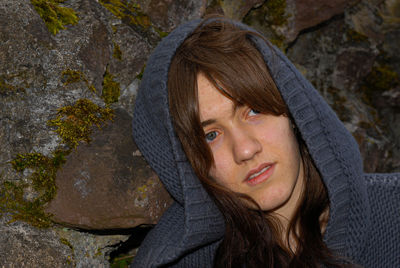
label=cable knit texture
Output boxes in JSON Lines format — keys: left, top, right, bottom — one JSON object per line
{"left": 131, "top": 18, "right": 400, "bottom": 267}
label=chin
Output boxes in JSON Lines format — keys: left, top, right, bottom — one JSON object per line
{"left": 254, "top": 187, "right": 294, "bottom": 213}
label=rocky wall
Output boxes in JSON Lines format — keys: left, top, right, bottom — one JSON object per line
{"left": 0, "top": 0, "right": 398, "bottom": 266}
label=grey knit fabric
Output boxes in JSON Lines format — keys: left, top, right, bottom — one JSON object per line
{"left": 131, "top": 18, "right": 400, "bottom": 267}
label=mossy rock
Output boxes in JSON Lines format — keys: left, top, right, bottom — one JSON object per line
{"left": 31, "top": 0, "right": 79, "bottom": 35}
{"left": 102, "top": 70, "right": 120, "bottom": 105}
{"left": 48, "top": 99, "right": 114, "bottom": 149}
{"left": 0, "top": 149, "right": 67, "bottom": 228}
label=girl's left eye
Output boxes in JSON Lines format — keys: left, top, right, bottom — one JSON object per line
{"left": 205, "top": 131, "right": 218, "bottom": 143}
{"left": 248, "top": 108, "right": 260, "bottom": 116}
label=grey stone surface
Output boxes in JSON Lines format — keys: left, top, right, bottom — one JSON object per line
{"left": 0, "top": 219, "right": 74, "bottom": 267}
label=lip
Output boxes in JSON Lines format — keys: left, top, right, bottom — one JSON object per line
{"left": 244, "top": 162, "right": 275, "bottom": 186}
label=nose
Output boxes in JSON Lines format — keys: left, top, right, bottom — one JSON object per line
{"left": 231, "top": 127, "right": 262, "bottom": 164}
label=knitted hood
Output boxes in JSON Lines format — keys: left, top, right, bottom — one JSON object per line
{"left": 132, "top": 18, "right": 369, "bottom": 266}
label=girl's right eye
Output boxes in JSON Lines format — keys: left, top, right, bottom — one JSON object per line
{"left": 205, "top": 131, "right": 218, "bottom": 143}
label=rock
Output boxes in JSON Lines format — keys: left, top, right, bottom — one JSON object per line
{"left": 381, "top": 87, "right": 400, "bottom": 107}
{"left": 137, "top": 0, "right": 207, "bottom": 32}
{"left": 0, "top": 219, "right": 73, "bottom": 267}
{"left": 332, "top": 48, "right": 376, "bottom": 91}
{"left": 219, "top": 0, "right": 265, "bottom": 20}
{"left": 45, "top": 109, "right": 173, "bottom": 230}
{"left": 285, "top": 9, "right": 398, "bottom": 173}
{"left": 55, "top": 227, "right": 130, "bottom": 267}
{"left": 78, "top": 22, "right": 110, "bottom": 91}
{"left": 108, "top": 24, "right": 152, "bottom": 90}
{"left": 283, "top": 0, "right": 359, "bottom": 42}
{"left": 347, "top": 1, "right": 385, "bottom": 43}
{"left": 243, "top": 0, "right": 357, "bottom": 46}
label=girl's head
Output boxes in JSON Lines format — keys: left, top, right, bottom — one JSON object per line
{"left": 168, "top": 19, "right": 305, "bottom": 217}
{"left": 132, "top": 16, "right": 354, "bottom": 267}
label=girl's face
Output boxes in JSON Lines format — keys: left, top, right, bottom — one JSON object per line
{"left": 197, "top": 72, "right": 304, "bottom": 219}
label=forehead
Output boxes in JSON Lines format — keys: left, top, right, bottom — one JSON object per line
{"left": 197, "top": 72, "right": 235, "bottom": 122}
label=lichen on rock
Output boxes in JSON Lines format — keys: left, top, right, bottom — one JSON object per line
{"left": 30, "top": 0, "right": 79, "bottom": 35}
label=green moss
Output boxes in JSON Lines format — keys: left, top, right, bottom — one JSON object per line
{"left": 153, "top": 27, "right": 169, "bottom": 38}
{"left": 100, "top": 0, "right": 169, "bottom": 38}
{"left": 326, "top": 87, "right": 352, "bottom": 122}
{"left": 102, "top": 70, "right": 120, "bottom": 105}
{"left": 0, "top": 77, "right": 16, "bottom": 93}
{"left": 94, "top": 248, "right": 103, "bottom": 257}
{"left": 137, "top": 185, "right": 147, "bottom": 199}
{"left": 363, "top": 65, "right": 399, "bottom": 92}
{"left": 61, "top": 69, "right": 82, "bottom": 85}
{"left": 31, "top": 0, "right": 79, "bottom": 35}
{"left": 0, "top": 76, "right": 25, "bottom": 95}
{"left": 113, "top": 41, "right": 123, "bottom": 61}
{"left": 269, "top": 36, "right": 285, "bottom": 49}
{"left": 265, "top": 0, "right": 290, "bottom": 26}
{"left": 110, "top": 254, "right": 134, "bottom": 268}
{"left": 0, "top": 149, "right": 67, "bottom": 228}
{"left": 1, "top": 74, "right": 114, "bottom": 227}
{"left": 60, "top": 237, "right": 74, "bottom": 265}
{"left": 242, "top": 0, "right": 289, "bottom": 50}
{"left": 112, "top": 25, "right": 118, "bottom": 33}
{"left": 99, "top": 0, "right": 150, "bottom": 29}
{"left": 135, "top": 65, "right": 145, "bottom": 80}
{"left": 346, "top": 28, "right": 368, "bottom": 43}
{"left": 61, "top": 69, "right": 96, "bottom": 93}
{"left": 48, "top": 99, "right": 114, "bottom": 149}
{"left": 60, "top": 237, "right": 74, "bottom": 251}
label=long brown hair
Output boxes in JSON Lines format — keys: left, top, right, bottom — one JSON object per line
{"left": 168, "top": 18, "right": 343, "bottom": 267}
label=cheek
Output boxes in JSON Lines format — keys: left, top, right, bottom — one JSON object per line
{"left": 208, "top": 149, "right": 236, "bottom": 188}
{"left": 257, "top": 181, "right": 290, "bottom": 204}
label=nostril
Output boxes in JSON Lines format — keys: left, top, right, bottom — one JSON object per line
{"left": 232, "top": 135, "right": 262, "bottom": 163}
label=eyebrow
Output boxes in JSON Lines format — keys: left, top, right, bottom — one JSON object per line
{"left": 201, "top": 119, "right": 216, "bottom": 128}
{"left": 200, "top": 105, "right": 242, "bottom": 128}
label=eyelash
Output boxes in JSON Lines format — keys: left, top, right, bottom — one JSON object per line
{"left": 205, "top": 131, "right": 218, "bottom": 143}
{"left": 204, "top": 108, "right": 261, "bottom": 143}
{"left": 248, "top": 108, "right": 260, "bottom": 117}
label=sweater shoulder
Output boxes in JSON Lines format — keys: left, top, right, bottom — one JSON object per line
{"left": 364, "top": 172, "right": 400, "bottom": 187}
{"left": 359, "top": 173, "right": 400, "bottom": 267}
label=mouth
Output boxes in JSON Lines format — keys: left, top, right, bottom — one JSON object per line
{"left": 244, "top": 163, "right": 275, "bottom": 186}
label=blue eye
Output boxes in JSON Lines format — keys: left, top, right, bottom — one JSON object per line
{"left": 205, "top": 131, "right": 218, "bottom": 143}
{"left": 248, "top": 108, "right": 260, "bottom": 116}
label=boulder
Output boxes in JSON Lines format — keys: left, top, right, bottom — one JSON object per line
{"left": 332, "top": 48, "right": 376, "bottom": 91}
{"left": 284, "top": 0, "right": 359, "bottom": 42}
{"left": 219, "top": 0, "right": 265, "bottom": 20}
{"left": 45, "top": 109, "right": 173, "bottom": 229}
{"left": 0, "top": 220, "right": 73, "bottom": 267}
{"left": 137, "top": 0, "right": 207, "bottom": 32}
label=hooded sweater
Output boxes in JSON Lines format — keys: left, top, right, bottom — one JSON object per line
{"left": 131, "top": 18, "right": 400, "bottom": 267}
